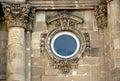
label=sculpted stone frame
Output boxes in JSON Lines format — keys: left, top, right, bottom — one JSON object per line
{"left": 41, "top": 11, "right": 87, "bottom": 73}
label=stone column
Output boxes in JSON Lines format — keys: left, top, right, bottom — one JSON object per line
{"left": 94, "top": 4, "right": 108, "bottom": 81}
{"left": 2, "top": 3, "right": 30, "bottom": 81}
{"left": 107, "top": 0, "right": 120, "bottom": 81}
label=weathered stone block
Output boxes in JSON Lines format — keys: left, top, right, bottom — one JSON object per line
{"left": 83, "top": 10, "right": 93, "bottom": 30}
{"left": 45, "top": 66, "right": 58, "bottom": 76}
{"left": 0, "top": 31, "right": 7, "bottom": 40}
{"left": 82, "top": 57, "right": 100, "bottom": 65}
{"left": 32, "top": 32, "right": 41, "bottom": 49}
{"left": 77, "top": 65, "right": 90, "bottom": 76}
{"left": 89, "top": 32, "right": 100, "bottom": 48}
{"left": 113, "top": 49, "right": 120, "bottom": 58}
{"left": 114, "top": 58, "right": 120, "bottom": 67}
{"left": 91, "top": 66, "right": 100, "bottom": 81}
{"left": 113, "top": 38, "right": 120, "bottom": 49}
{"left": 42, "top": 75, "right": 91, "bottom": 81}
{"left": 35, "top": 11, "right": 47, "bottom": 32}
{"left": 32, "top": 49, "right": 41, "bottom": 57}
{"left": 0, "top": 74, "right": 6, "bottom": 80}
{"left": 32, "top": 57, "right": 48, "bottom": 67}
{"left": 112, "top": 31, "right": 120, "bottom": 39}
{"left": 32, "top": 76, "right": 41, "bottom": 81}
{"left": 32, "top": 67, "right": 45, "bottom": 76}
{"left": 90, "top": 48, "right": 99, "bottom": 57}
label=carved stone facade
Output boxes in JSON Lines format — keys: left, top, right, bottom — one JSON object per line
{"left": 0, "top": 0, "right": 120, "bottom": 81}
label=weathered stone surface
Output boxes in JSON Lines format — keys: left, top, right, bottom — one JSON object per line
{"left": 32, "top": 32, "right": 41, "bottom": 49}
{"left": 77, "top": 65, "right": 90, "bottom": 75}
{"left": 0, "top": 31, "right": 8, "bottom": 40}
{"left": 42, "top": 75, "right": 91, "bottom": 81}
{"left": 35, "top": 11, "right": 47, "bottom": 32}
{"left": 82, "top": 57, "right": 100, "bottom": 65}
{"left": 7, "top": 27, "right": 26, "bottom": 81}
{"left": 0, "top": 0, "right": 120, "bottom": 81}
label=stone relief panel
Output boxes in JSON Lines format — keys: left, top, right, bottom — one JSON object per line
{"left": 39, "top": 10, "right": 90, "bottom": 73}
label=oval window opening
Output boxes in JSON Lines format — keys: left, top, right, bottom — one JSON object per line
{"left": 50, "top": 31, "right": 80, "bottom": 59}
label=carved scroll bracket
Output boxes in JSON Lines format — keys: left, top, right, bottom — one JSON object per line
{"left": 94, "top": 5, "right": 107, "bottom": 29}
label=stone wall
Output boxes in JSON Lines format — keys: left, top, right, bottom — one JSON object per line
{"left": 0, "top": 0, "right": 120, "bottom": 81}
{"left": 31, "top": 10, "right": 102, "bottom": 81}
{"left": 0, "top": 21, "right": 7, "bottom": 80}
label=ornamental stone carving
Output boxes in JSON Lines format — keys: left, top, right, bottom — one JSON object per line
{"left": 46, "top": 10, "right": 84, "bottom": 31}
{"left": 40, "top": 11, "right": 87, "bottom": 74}
{"left": 94, "top": 5, "right": 107, "bottom": 29}
{"left": 2, "top": 3, "right": 30, "bottom": 28}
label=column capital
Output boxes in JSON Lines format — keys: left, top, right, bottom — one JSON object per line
{"left": 94, "top": 4, "right": 107, "bottom": 29}
{"left": 2, "top": 3, "right": 31, "bottom": 29}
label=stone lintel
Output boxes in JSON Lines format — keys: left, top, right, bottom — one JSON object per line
{"left": 27, "top": 1, "right": 99, "bottom": 10}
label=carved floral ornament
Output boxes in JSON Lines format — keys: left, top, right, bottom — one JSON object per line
{"left": 2, "top": 3, "right": 34, "bottom": 30}
{"left": 41, "top": 11, "right": 89, "bottom": 73}
{"left": 94, "top": 4, "right": 107, "bottom": 29}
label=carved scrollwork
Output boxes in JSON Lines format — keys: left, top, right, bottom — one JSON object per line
{"left": 2, "top": 3, "right": 31, "bottom": 28}
{"left": 47, "top": 10, "right": 84, "bottom": 30}
{"left": 43, "top": 11, "right": 86, "bottom": 73}
{"left": 52, "top": 58, "right": 79, "bottom": 74}
{"left": 94, "top": 5, "right": 107, "bottom": 29}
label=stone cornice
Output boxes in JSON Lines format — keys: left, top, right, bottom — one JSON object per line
{"left": 0, "top": 0, "right": 102, "bottom": 10}
{"left": 2, "top": 3, "right": 30, "bottom": 28}
{"left": 27, "top": 0, "right": 99, "bottom": 10}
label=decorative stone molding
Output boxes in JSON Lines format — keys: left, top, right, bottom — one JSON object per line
{"left": 2, "top": 3, "right": 30, "bottom": 28}
{"left": 94, "top": 4, "right": 107, "bottom": 29}
{"left": 40, "top": 33, "right": 47, "bottom": 53}
{"left": 26, "top": 7, "right": 35, "bottom": 31}
{"left": 41, "top": 11, "right": 87, "bottom": 74}
{"left": 47, "top": 10, "right": 83, "bottom": 31}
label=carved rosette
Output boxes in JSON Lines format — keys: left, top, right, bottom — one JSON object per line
{"left": 2, "top": 3, "right": 30, "bottom": 28}
{"left": 94, "top": 5, "right": 107, "bottom": 29}
{"left": 41, "top": 11, "right": 87, "bottom": 73}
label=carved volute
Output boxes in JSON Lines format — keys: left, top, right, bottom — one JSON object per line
{"left": 2, "top": 3, "right": 30, "bottom": 28}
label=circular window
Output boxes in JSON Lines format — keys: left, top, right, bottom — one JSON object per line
{"left": 50, "top": 31, "right": 80, "bottom": 59}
